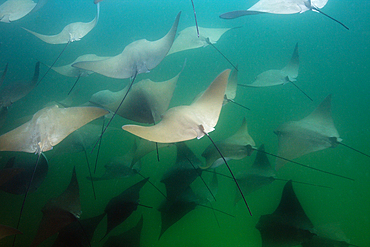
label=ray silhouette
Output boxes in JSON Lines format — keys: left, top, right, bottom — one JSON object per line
{"left": 103, "top": 177, "right": 149, "bottom": 238}
{"left": 161, "top": 142, "right": 204, "bottom": 201}
{"left": 23, "top": 3, "right": 100, "bottom": 85}
{"left": 256, "top": 180, "right": 315, "bottom": 247}
{"left": 31, "top": 167, "right": 81, "bottom": 247}
{"left": 238, "top": 43, "right": 312, "bottom": 101}
{"left": 49, "top": 54, "right": 109, "bottom": 95}
{"left": 167, "top": 26, "right": 237, "bottom": 55}
{"left": 0, "top": 0, "right": 48, "bottom": 23}
{"left": 235, "top": 144, "right": 332, "bottom": 204}
{"left": 0, "top": 62, "right": 40, "bottom": 108}
{"left": 103, "top": 215, "right": 143, "bottom": 247}
{"left": 0, "top": 224, "right": 22, "bottom": 240}
{"left": 220, "top": 0, "right": 349, "bottom": 30}
{"left": 88, "top": 142, "right": 141, "bottom": 181}
{"left": 74, "top": 12, "right": 181, "bottom": 150}
{"left": 201, "top": 117, "right": 255, "bottom": 169}
{"left": 89, "top": 65, "right": 182, "bottom": 124}
{"left": 0, "top": 152, "right": 48, "bottom": 195}
{"left": 123, "top": 69, "right": 253, "bottom": 215}
{"left": 0, "top": 63, "right": 8, "bottom": 86}
{"left": 274, "top": 94, "right": 370, "bottom": 170}
{"left": 52, "top": 213, "right": 105, "bottom": 247}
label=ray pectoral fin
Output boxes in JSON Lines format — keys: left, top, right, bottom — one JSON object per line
{"left": 219, "top": 10, "right": 261, "bottom": 19}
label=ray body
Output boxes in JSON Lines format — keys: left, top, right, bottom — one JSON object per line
{"left": 31, "top": 167, "right": 81, "bottom": 247}
{"left": 51, "top": 54, "right": 109, "bottom": 78}
{"left": 0, "top": 62, "right": 40, "bottom": 108}
{"left": 161, "top": 142, "right": 203, "bottom": 200}
{"left": 0, "top": 105, "right": 108, "bottom": 154}
{"left": 90, "top": 68, "right": 181, "bottom": 124}
{"left": 73, "top": 12, "right": 181, "bottom": 79}
{"left": 23, "top": 4, "right": 99, "bottom": 44}
{"left": 167, "top": 26, "right": 235, "bottom": 55}
{"left": 0, "top": 153, "right": 48, "bottom": 194}
{"left": 0, "top": 0, "right": 35, "bottom": 23}
{"left": 103, "top": 215, "right": 143, "bottom": 247}
{"left": 243, "top": 43, "right": 299, "bottom": 87}
{"left": 235, "top": 145, "right": 276, "bottom": 203}
{"left": 104, "top": 178, "right": 149, "bottom": 238}
{"left": 201, "top": 117, "right": 255, "bottom": 169}
{"left": 274, "top": 94, "right": 340, "bottom": 169}
{"left": 122, "top": 69, "right": 230, "bottom": 143}
{"left": 224, "top": 65, "right": 238, "bottom": 103}
{"left": 0, "top": 224, "right": 22, "bottom": 240}
{"left": 256, "top": 180, "right": 315, "bottom": 247}
{"left": 52, "top": 213, "right": 105, "bottom": 247}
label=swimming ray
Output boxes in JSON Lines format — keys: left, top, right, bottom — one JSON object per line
{"left": 103, "top": 215, "right": 143, "bottom": 247}
{"left": 31, "top": 167, "right": 81, "bottom": 247}
{"left": 74, "top": 12, "right": 181, "bottom": 150}
{"left": 89, "top": 65, "right": 182, "bottom": 124}
{"left": 0, "top": 62, "right": 40, "bottom": 108}
{"left": 23, "top": 3, "right": 100, "bottom": 84}
{"left": 123, "top": 69, "right": 252, "bottom": 215}
{"left": 167, "top": 26, "right": 237, "bottom": 55}
{"left": 103, "top": 177, "right": 149, "bottom": 238}
{"left": 0, "top": 0, "right": 35, "bottom": 23}
{"left": 274, "top": 94, "right": 370, "bottom": 170}
{"left": 220, "top": 0, "right": 349, "bottom": 30}
{"left": 201, "top": 117, "right": 255, "bottom": 169}
{"left": 0, "top": 224, "right": 22, "bottom": 240}
{"left": 52, "top": 213, "right": 105, "bottom": 247}
{"left": 256, "top": 180, "right": 315, "bottom": 247}
{"left": 0, "top": 152, "right": 48, "bottom": 195}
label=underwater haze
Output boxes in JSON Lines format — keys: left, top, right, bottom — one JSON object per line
{"left": 0, "top": 0, "right": 370, "bottom": 246}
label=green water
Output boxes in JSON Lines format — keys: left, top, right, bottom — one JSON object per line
{"left": 1, "top": 0, "right": 370, "bottom": 246}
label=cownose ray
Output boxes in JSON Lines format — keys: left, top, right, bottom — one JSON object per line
{"left": 31, "top": 166, "right": 81, "bottom": 247}
{"left": 49, "top": 54, "right": 110, "bottom": 95}
{"left": 201, "top": 117, "right": 255, "bottom": 169}
{"left": 89, "top": 63, "right": 182, "bottom": 124}
{"left": 103, "top": 215, "right": 143, "bottom": 247}
{"left": 0, "top": 224, "right": 22, "bottom": 240}
{"left": 52, "top": 213, "right": 105, "bottom": 247}
{"left": 87, "top": 140, "right": 141, "bottom": 181}
{"left": 103, "top": 177, "right": 149, "bottom": 239}
{"left": 238, "top": 43, "right": 312, "bottom": 101}
{"left": 123, "top": 69, "right": 253, "bottom": 215}
{"left": 274, "top": 94, "right": 370, "bottom": 171}
{"left": 22, "top": 3, "right": 100, "bottom": 85}
{"left": 161, "top": 142, "right": 205, "bottom": 201}
{"left": 73, "top": 12, "right": 181, "bottom": 151}
{"left": 223, "top": 65, "right": 249, "bottom": 110}
{"left": 0, "top": 152, "right": 48, "bottom": 195}
{"left": 158, "top": 185, "right": 233, "bottom": 239}
{"left": 0, "top": 105, "right": 107, "bottom": 244}
{"left": 0, "top": 0, "right": 48, "bottom": 23}
{"left": 234, "top": 144, "right": 332, "bottom": 204}
{"left": 0, "top": 62, "right": 40, "bottom": 108}
{"left": 167, "top": 25, "right": 239, "bottom": 70}
{"left": 255, "top": 180, "right": 316, "bottom": 247}
{"left": 220, "top": 0, "right": 349, "bottom": 30}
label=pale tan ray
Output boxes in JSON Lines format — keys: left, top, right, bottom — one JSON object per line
{"left": 0, "top": 105, "right": 108, "bottom": 154}
{"left": 72, "top": 12, "right": 181, "bottom": 79}
{"left": 167, "top": 26, "right": 236, "bottom": 55}
{"left": 0, "top": 0, "right": 35, "bottom": 23}
{"left": 22, "top": 3, "right": 99, "bottom": 44}
{"left": 122, "top": 69, "right": 230, "bottom": 143}
{"left": 274, "top": 94, "right": 340, "bottom": 169}
{"left": 90, "top": 67, "right": 182, "bottom": 124}
{"left": 224, "top": 65, "right": 238, "bottom": 103}
{"left": 201, "top": 117, "right": 255, "bottom": 169}
{"left": 51, "top": 54, "right": 109, "bottom": 78}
